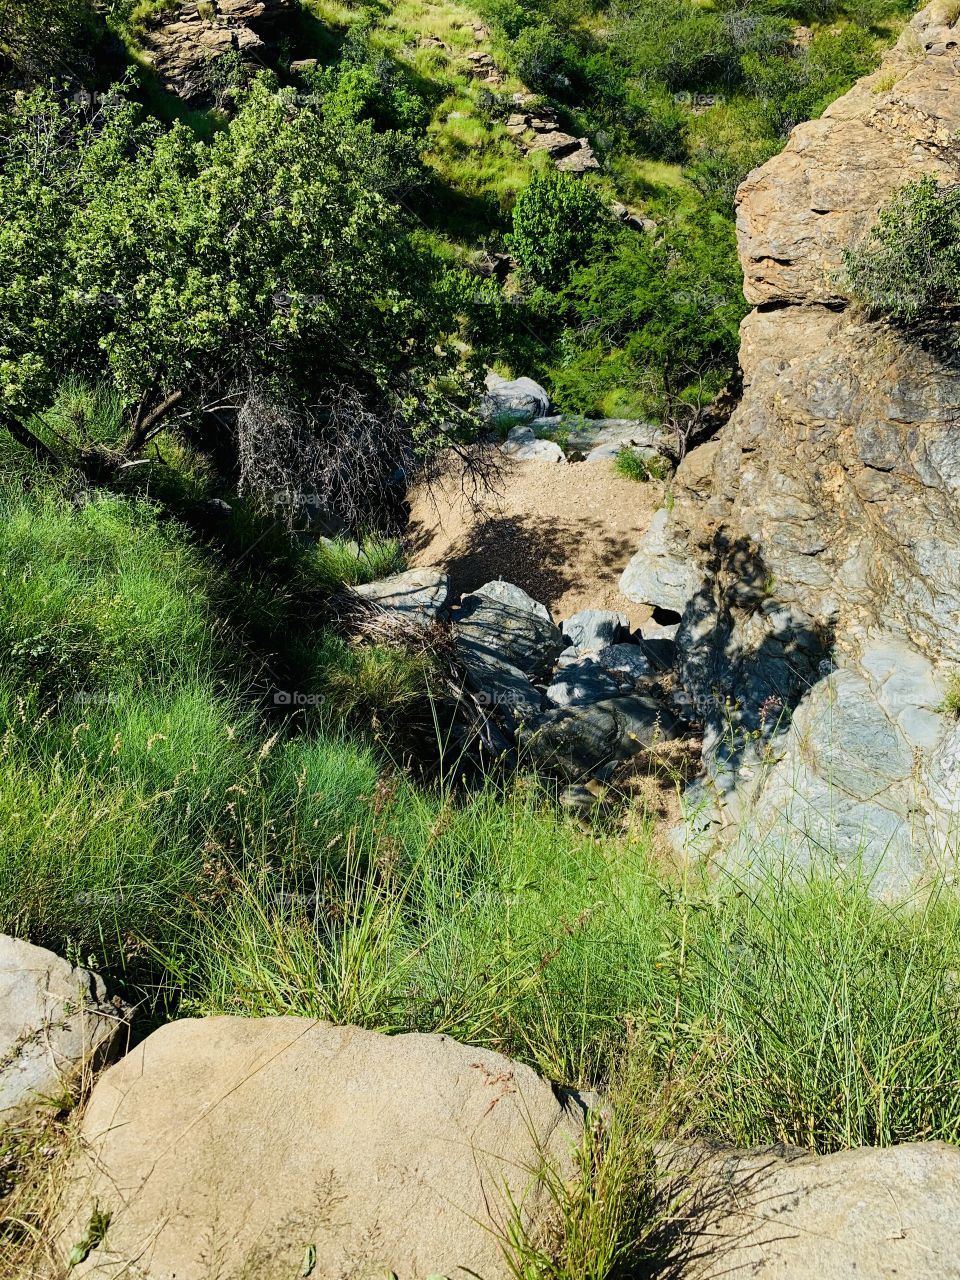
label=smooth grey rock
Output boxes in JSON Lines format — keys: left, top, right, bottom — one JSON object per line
{"left": 57, "top": 1018, "right": 582, "bottom": 1280}
{"left": 454, "top": 581, "right": 564, "bottom": 681}
{"left": 594, "top": 643, "right": 653, "bottom": 684}
{"left": 686, "top": 1141, "right": 960, "bottom": 1280}
{"left": 350, "top": 567, "right": 450, "bottom": 627}
{"left": 501, "top": 425, "right": 566, "bottom": 464}
{"left": 546, "top": 656, "right": 620, "bottom": 707}
{"left": 0, "top": 936, "right": 131, "bottom": 1124}
{"left": 527, "top": 695, "right": 682, "bottom": 778}
{"left": 561, "top": 609, "right": 629, "bottom": 653}
{"left": 619, "top": 509, "right": 700, "bottom": 613}
{"left": 481, "top": 373, "right": 550, "bottom": 427}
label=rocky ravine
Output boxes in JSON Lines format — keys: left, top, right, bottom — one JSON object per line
{"left": 620, "top": 0, "right": 960, "bottom": 892}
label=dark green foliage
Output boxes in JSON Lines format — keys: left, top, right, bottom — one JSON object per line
{"left": 0, "top": 0, "right": 99, "bottom": 86}
{"left": 843, "top": 174, "right": 960, "bottom": 322}
{"left": 508, "top": 171, "right": 610, "bottom": 290}
{"left": 552, "top": 215, "right": 747, "bottom": 418}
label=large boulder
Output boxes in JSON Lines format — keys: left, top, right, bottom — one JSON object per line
{"left": 55, "top": 1018, "right": 582, "bottom": 1280}
{"left": 0, "top": 936, "right": 131, "bottom": 1125}
{"left": 527, "top": 694, "right": 682, "bottom": 778}
{"left": 349, "top": 567, "right": 450, "bottom": 627}
{"left": 685, "top": 1141, "right": 960, "bottom": 1279}
{"left": 454, "top": 581, "right": 565, "bottom": 681}
{"left": 481, "top": 373, "right": 551, "bottom": 427}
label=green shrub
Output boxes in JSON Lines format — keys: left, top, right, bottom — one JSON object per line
{"left": 614, "top": 449, "right": 671, "bottom": 482}
{"left": 843, "top": 174, "right": 960, "bottom": 322}
{"left": 509, "top": 171, "right": 610, "bottom": 291}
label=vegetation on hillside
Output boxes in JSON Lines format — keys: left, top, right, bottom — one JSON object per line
{"left": 3, "top": 2, "right": 955, "bottom": 1275}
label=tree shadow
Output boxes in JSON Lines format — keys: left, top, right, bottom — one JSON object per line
{"left": 677, "top": 531, "right": 834, "bottom": 778}
{"left": 407, "top": 510, "right": 635, "bottom": 616}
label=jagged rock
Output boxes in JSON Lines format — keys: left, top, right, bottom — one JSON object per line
{"left": 527, "top": 694, "right": 682, "bottom": 779}
{"left": 454, "top": 580, "right": 565, "bottom": 682}
{"left": 55, "top": 1018, "right": 582, "bottom": 1280}
{"left": 140, "top": 0, "right": 293, "bottom": 102}
{"left": 481, "top": 373, "right": 551, "bottom": 427}
{"left": 737, "top": 2, "right": 960, "bottom": 307}
{"left": 349, "top": 568, "right": 450, "bottom": 627}
{"left": 524, "top": 130, "right": 585, "bottom": 159}
{"left": 555, "top": 143, "right": 601, "bottom": 173}
{"left": 501, "top": 425, "right": 566, "bottom": 463}
{"left": 561, "top": 608, "right": 629, "bottom": 653}
{"left": 684, "top": 1141, "right": 960, "bottom": 1279}
{"left": 619, "top": 508, "right": 700, "bottom": 613}
{"left": 0, "top": 936, "right": 131, "bottom": 1125}
{"left": 654, "top": 1, "right": 960, "bottom": 887}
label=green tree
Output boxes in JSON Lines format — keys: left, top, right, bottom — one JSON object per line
{"left": 0, "top": 78, "right": 476, "bottom": 524}
{"left": 508, "top": 171, "right": 609, "bottom": 291}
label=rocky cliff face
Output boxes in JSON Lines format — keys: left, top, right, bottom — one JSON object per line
{"left": 641, "top": 0, "right": 960, "bottom": 891}
{"left": 140, "top": 0, "right": 293, "bottom": 101}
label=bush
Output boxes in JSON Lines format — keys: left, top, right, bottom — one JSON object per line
{"left": 843, "top": 174, "right": 960, "bottom": 322}
{"left": 0, "top": 78, "right": 476, "bottom": 525}
{"left": 509, "top": 171, "right": 610, "bottom": 291}
{"left": 0, "top": 0, "right": 99, "bottom": 85}
{"left": 614, "top": 449, "right": 671, "bottom": 482}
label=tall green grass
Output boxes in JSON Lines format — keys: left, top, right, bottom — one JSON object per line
{"left": 0, "top": 465, "right": 958, "bottom": 1161}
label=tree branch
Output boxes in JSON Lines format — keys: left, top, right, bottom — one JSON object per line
{"left": 123, "top": 389, "right": 184, "bottom": 455}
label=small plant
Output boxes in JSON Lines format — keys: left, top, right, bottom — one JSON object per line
{"left": 842, "top": 174, "right": 960, "bottom": 324}
{"left": 613, "top": 449, "right": 671, "bottom": 483}
{"left": 941, "top": 672, "right": 960, "bottom": 717}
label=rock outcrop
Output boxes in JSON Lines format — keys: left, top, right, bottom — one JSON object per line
{"left": 140, "top": 0, "right": 293, "bottom": 102}
{"left": 683, "top": 1141, "right": 960, "bottom": 1278}
{"left": 0, "top": 936, "right": 131, "bottom": 1125}
{"left": 55, "top": 1018, "right": 582, "bottom": 1280}
{"left": 626, "top": 1, "right": 960, "bottom": 888}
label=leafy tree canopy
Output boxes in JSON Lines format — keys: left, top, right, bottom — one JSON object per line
{"left": 0, "top": 77, "right": 476, "bottom": 521}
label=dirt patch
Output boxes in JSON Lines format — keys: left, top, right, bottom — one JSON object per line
{"left": 407, "top": 452, "right": 664, "bottom": 628}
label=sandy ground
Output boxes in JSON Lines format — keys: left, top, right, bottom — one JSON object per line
{"left": 406, "top": 452, "right": 663, "bottom": 629}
